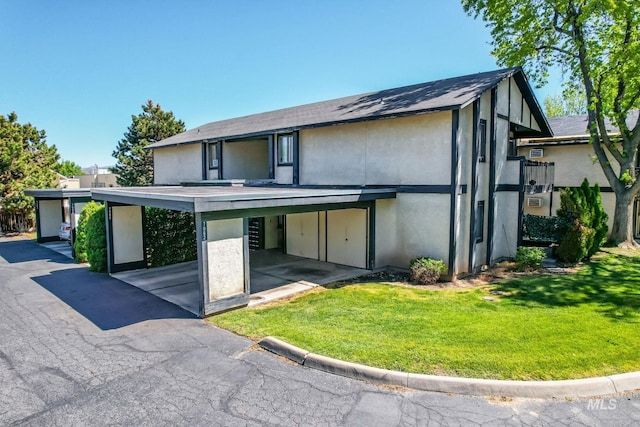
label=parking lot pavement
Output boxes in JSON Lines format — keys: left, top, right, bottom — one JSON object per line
{"left": 1, "top": 236, "right": 639, "bottom": 426}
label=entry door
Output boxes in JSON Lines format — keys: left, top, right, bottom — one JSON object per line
{"left": 327, "top": 209, "right": 367, "bottom": 269}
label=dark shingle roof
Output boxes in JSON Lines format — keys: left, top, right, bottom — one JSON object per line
{"left": 548, "top": 110, "right": 640, "bottom": 137}
{"left": 149, "top": 67, "right": 551, "bottom": 149}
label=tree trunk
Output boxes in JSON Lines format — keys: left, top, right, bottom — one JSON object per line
{"left": 609, "top": 191, "right": 637, "bottom": 246}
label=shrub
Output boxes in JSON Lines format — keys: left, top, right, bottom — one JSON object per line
{"left": 74, "top": 201, "right": 103, "bottom": 263}
{"left": 410, "top": 257, "right": 447, "bottom": 285}
{"left": 514, "top": 246, "right": 546, "bottom": 270}
{"left": 556, "top": 179, "right": 608, "bottom": 262}
{"left": 144, "top": 207, "right": 197, "bottom": 267}
{"left": 85, "top": 204, "right": 107, "bottom": 272}
{"left": 522, "top": 214, "right": 569, "bottom": 242}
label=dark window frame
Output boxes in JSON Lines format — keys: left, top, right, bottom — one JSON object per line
{"left": 475, "top": 200, "right": 485, "bottom": 243}
{"left": 478, "top": 119, "right": 487, "bottom": 163}
{"left": 208, "top": 142, "right": 219, "bottom": 169}
{"left": 277, "top": 134, "right": 294, "bottom": 166}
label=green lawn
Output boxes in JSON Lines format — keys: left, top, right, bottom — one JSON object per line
{"left": 209, "top": 249, "right": 640, "bottom": 380}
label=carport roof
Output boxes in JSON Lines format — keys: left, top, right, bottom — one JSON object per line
{"left": 25, "top": 188, "right": 92, "bottom": 199}
{"left": 90, "top": 186, "right": 396, "bottom": 213}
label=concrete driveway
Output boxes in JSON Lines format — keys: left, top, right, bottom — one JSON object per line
{"left": 1, "top": 236, "right": 638, "bottom": 426}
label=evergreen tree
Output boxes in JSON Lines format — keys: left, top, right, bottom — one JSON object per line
{"left": 0, "top": 112, "right": 59, "bottom": 229}
{"left": 112, "top": 100, "right": 185, "bottom": 187}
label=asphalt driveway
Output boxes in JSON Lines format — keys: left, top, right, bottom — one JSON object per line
{"left": 1, "top": 236, "right": 638, "bottom": 426}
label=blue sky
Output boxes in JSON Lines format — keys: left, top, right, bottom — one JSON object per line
{"left": 1, "top": 1, "right": 562, "bottom": 168}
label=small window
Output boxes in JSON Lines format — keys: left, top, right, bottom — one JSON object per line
{"left": 208, "top": 143, "right": 218, "bottom": 169}
{"left": 475, "top": 201, "right": 485, "bottom": 243}
{"left": 478, "top": 119, "right": 487, "bottom": 162}
{"left": 278, "top": 135, "right": 294, "bottom": 165}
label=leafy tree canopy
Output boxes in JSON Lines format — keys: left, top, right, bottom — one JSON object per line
{"left": 462, "top": 0, "right": 640, "bottom": 244}
{"left": 544, "top": 90, "right": 587, "bottom": 117}
{"left": 0, "top": 112, "right": 59, "bottom": 220}
{"left": 112, "top": 100, "right": 185, "bottom": 187}
{"left": 55, "top": 159, "right": 83, "bottom": 177}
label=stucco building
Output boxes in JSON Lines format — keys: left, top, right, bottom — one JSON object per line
{"left": 29, "top": 67, "right": 552, "bottom": 316}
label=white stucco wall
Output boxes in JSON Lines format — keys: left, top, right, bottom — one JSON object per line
{"left": 492, "top": 192, "right": 520, "bottom": 261}
{"left": 153, "top": 144, "right": 202, "bottom": 185}
{"left": 39, "top": 199, "right": 62, "bottom": 238}
{"left": 300, "top": 112, "right": 452, "bottom": 185}
{"left": 264, "top": 216, "right": 280, "bottom": 249}
{"left": 374, "top": 199, "right": 397, "bottom": 268}
{"left": 206, "top": 218, "right": 245, "bottom": 300}
{"left": 285, "top": 212, "right": 319, "bottom": 259}
{"left": 223, "top": 139, "right": 269, "bottom": 180}
{"left": 112, "top": 205, "right": 144, "bottom": 265}
{"left": 275, "top": 165, "right": 293, "bottom": 184}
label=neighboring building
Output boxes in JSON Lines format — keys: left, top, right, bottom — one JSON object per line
{"left": 518, "top": 111, "right": 640, "bottom": 235}
{"left": 29, "top": 67, "right": 552, "bottom": 316}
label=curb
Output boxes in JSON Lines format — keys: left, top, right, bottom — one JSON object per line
{"left": 258, "top": 337, "right": 640, "bottom": 398}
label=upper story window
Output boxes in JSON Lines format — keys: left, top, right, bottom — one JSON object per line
{"left": 208, "top": 142, "right": 218, "bottom": 169}
{"left": 278, "top": 135, "right": 294, "bottom": 165}
{"left": 478, "top": 119, "right": 487, "bottom": 162}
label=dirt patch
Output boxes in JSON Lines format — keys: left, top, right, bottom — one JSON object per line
{"left": 333, "top": 261, "right": 580, "bottom": 290}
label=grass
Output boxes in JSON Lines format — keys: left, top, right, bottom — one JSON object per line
{"left": 209, "top": 248, "right": 640, "bottom": 380}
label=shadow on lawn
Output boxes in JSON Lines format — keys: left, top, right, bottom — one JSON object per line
{"left": 494, "top": 253, "right": 640, "bottom": 322}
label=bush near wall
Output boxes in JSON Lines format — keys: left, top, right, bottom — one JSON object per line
{"left": 409, "top": 257, "right": 447, "bottom": 285}
{"left": 144, "top": 207, "right": 197, "bottom": 268}
{"left": 85, "top": 204, "right": 107, "bottom": 272}
{"left": 556, "top": 179, "right": 608, "bottom": 263}
{"left": 522, "top": 214, "right": 569, "bottom": 243}
{"left": 74, "top": 201, "right": 103, "bottom": 263}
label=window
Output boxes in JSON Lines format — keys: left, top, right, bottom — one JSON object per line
{"left": 208, "top": 143, "right": 218, "bottom": 169}
{"left": 478, "top": 119, "right": 487, "bottom": 162}
{"left": 278, "top": 134, "right": 294, "bottom": 165}
{"left": 475, "top": 201, "right": 485, "bottom": 243}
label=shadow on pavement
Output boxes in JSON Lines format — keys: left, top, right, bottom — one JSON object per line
{"left": 0, "top": 239, "right": 75, "bottom": 264}
{"left": 32, "top": 268, "right": 197, "bottom": 330}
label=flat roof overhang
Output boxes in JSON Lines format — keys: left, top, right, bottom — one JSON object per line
{"left": 25, "top": 188, "right": 93, "bottom": 199}
{"left": 90, "top": 186, "right": 397, "bottom": 213}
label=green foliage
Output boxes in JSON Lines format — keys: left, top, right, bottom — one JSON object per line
{"left": 74, "top": 201, "right": 103, "bottom": 263}
{"left": 543, "top": 90, "right": 587, "bottom": 118}
{"left": 0, "top": 112, "right": 59, "bottom": 230}
{"left": 462, "top": 0, "right": 640, "bottom": 243}
{"left": 515, "top": 246, "right": 546, "bottom": 270}
{"left": 85, "top": 205, "right": 107, "bottom": 272}
{"left": 409, "top": 257, "right": 447, "bottom": 285}
{"left": 522, "top": 214, "right": 569, "bottom": 242}
{"left": 144, "top": 207, "right": 197, "bottom": 267}
{"left": 55, "top": 159, "right": 83, "bottom": 177}
{"left": 112, "top": 100, "right": 185, "bottom": 187}
{"left": 556, "top": 179, "right": 608, "bottom": 262}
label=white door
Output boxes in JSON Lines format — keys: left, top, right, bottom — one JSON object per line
{"left": 285, "top": 212, "right": 319, "bottom": 259}
{"left": 327, "top": 209, "right": 367, "bottom": 268}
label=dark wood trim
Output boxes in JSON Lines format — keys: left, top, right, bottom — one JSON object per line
{"left": 109, "top": 259, "right": 147, "bottom": 274}
{"left": 292, "top": 131, "right": 300, "bottom": 185}
{"left": 268, "top": 135, "right": 275, "bottom": 179}
{"left": 496, "top": 184, "right": 521, "bottom": 192}
{"left": 448, "top": 109, "right": 460, "bottom": 276}
{"left": 552, "top": 186, "right": 614, "bottom": 193}
{"left": 368, "top": 203, "right": 376, "bottom": 270}
{"left": 217, "top": 141, "right": 223, "bottom": 180}
{"left": 201, "top": 143, "right": 207, "bottom": 180}
{"left": 34, "top": 200, "right": 42, "bottom": 242}
{"left": 200, "top": 201, "right": 375, "bottom": 222}
{"left": 106, "top": 202, "right": 115, "bottom": 273}
{"left": 468, "top": 100, "right": 480, "bottom": 273}
{"left": 487, "top": 88, "right": 497, "bottom": 266}
{"left": 195, "top": 212, "right": 207, "bottom": 317}
{"left": 517, "top": 158, "right": 525, "bottom": 246}
{"left": 497, "top": 113, "right": 509, "bottom": 121}
{"left": 140, "top": 206, "right": 147, "bottom": 268}
{"left": 252, "top": 184, "right": 464, "bottom": 194}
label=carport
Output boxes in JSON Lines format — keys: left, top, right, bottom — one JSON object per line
{"left": 91, "top": 185, "right": 396, "bottom": 316}
{"left": 25, "top": 189, "right": 92, "bottom": 249}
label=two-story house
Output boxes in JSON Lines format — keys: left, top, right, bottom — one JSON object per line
{"left": 29, "top": 67, "right": 552, "bottom": 316}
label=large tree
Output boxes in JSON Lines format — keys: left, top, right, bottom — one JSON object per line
{"left": 112, "top": 100, "right": 185, "bottom": 187}
{"left": 55, "top": 159, "right": 83, "bottom": 177}
{"left": 0, "top": 112, "right": 59, "bottom": 229}
{"left": 462, "top": 0, "right": 640, "bottom": 245}
{"left": 543, "top": 90, "right": 587, "bottom": 117}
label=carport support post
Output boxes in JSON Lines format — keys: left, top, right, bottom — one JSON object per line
{"left": 195, "top": 212, "right": 209, "bottom": 317}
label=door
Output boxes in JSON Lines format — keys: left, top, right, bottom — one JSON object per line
{"left": 326, "top": 209, "right": 367, "bottom": 268}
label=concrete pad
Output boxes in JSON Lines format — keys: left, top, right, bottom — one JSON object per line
{"left": 249, "top": 281, "right": 317, "bottom": 307}
{"left": 41, "top": 241, "right": 73, "bottom": 259}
